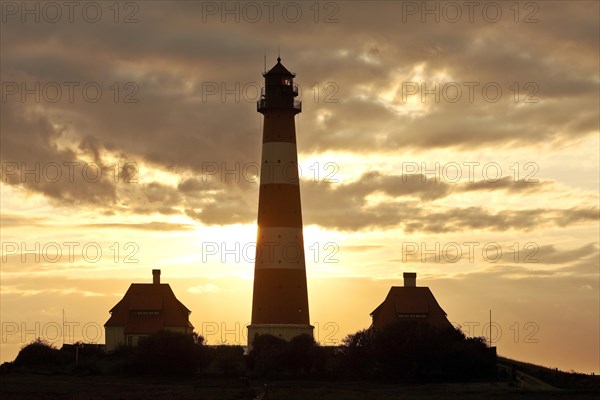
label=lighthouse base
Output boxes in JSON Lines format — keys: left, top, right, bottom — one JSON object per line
{"left": 247, "top": 324, "right": 314, "bottom": 350}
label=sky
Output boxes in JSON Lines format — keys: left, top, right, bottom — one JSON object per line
{"left": 0, "top": 1, "right": 599, "bottom": 373}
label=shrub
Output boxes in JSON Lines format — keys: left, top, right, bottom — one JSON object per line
{"left": 285, "top": 334, "right": 324, "bottom": 374}
{"left": 248, "top": 334, "right": 287, "bottom": 377}
{"left": 340, "top": 328, "right": 376, "bottom": 378}
{"left": 340, "top": 321, "right": 496, "bottom": 382}
{"left": 204, "top": 345, "right": 246, "bottom": 376}
{"left": 248, "top": 334, "right": 329, "bottom": 377}
{"left": 134, "top": 330, "right": 198, "bottom": 375}
{"left": 14, "top": 338, "right": 65, "bottom": 368}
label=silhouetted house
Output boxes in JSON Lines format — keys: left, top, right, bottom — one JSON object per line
{"left": 104, "top": 269, "right": 193, "bottom": 351}
{"left": 370, "top": 272, "right": 452, "bottom": 330}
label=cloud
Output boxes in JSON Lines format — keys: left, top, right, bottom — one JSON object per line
{"left": 299, "top": 172, "right": 596, "bottom": 231}
{"left": 343, "top": 245, "right": 385, "bottom": 252}
{"left": 2, "top": 2, "right": 598, "bottom": 182}
{"left": 0, "top": 214, "right": 46, "bottom": 228}
{"left": 392, "top": 243, "right": 600, "bottom": 267}
{"left": 187, "top": 283, "right": 221, "bottom": 294}
{"left": 1, "top": 286, "right": 108, "bottom": 297}
{"left": 79, "top": 222, "right": 194, "bottom": 231}
{"left": 0, "top": 103, "right": 118, "bottom": 207}
{"left": 0, "top": 2, "right": 597, "bottom": 232}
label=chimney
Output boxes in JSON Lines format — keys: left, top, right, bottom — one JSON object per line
{"left": 152, "top": 269, "right": 161, "bottom": 285}
{"left": 403, "top": 272, "right": 416, "bottom": 287}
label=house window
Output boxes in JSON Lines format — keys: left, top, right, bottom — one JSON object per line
{"left": 127, "top": 336, "right": 133, "bottom": 346}
{"left": 133, "top": 310, "right": 160, "bottom": 316}
{"left": 397, "top": 313, "right": 428, "bottom": 319}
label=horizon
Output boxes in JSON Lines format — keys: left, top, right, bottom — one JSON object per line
{"left": 1, "top": 1, "right": 599, "bottom": 375}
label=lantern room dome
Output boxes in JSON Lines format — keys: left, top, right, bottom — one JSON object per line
{"left": 263, "top": 57, "right": 295, "bottom": 77}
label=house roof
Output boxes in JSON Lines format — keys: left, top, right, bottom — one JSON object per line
{"left": 105, "top": 283, "right": 193, "bottom": 333}
{"left": 129, "top": 295, "right": 162, "bottom": 311}
{"left": 370, "top": 287, "right": 448, "bottom": 319}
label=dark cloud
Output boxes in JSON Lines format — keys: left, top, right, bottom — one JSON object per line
{"left": 388, "top": 243, "right": 599, "bottom": 268}
{"left": 534, "top": 243, "right": 599, "bottom": 265}
{"left": 305, "top": 202, "right": 599, "bottom": 233}
{"left": 461, "top": 176, "right": 547, "bottom": 193}
{"left": 1, "top": 1, "right": 597, "bottom": 172}
{"left": 297, "top": 171, "right": 593, "bottom": 231}
{"left": 185, "top": 189, "right": 256, "bottom": 225}
{"left": 0, "top": 102, "right": 118, "bottom": 207}
{"left": 1, "top": 1, "right": 598, "bottom": 232}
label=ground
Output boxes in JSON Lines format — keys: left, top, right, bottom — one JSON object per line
{"left": 1, "top": 374, "right": 598, "bottom": 400}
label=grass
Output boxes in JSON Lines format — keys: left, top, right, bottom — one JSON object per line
{"left": 1, "top": 373, "right": 599, "bottom": 400}
{"left": 498, "top": 356, "right": 600, "bottom": 391}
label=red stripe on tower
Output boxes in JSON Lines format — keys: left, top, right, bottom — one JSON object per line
{"left": 248, "top": 58, "right": 313, "bottom": 348}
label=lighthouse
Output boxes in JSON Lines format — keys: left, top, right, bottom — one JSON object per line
{"left": 248, "top": 58, "right": 313, "bottom": 347}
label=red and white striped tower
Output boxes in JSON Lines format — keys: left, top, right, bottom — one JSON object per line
{"left": 248, "top": 58, "right": 313, "bottom": 347}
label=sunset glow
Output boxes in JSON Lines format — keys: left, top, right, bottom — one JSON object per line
{"left": 1, "top": 1, "right": 599, "bottom": 376}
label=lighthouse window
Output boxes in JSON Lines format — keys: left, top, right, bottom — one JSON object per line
{"left": 281, "top": 78, "right": 291, "bottom": 85}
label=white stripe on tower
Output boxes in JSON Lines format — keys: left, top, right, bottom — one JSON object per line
{"left": 260, "top": 142, "right": 300, "bottom": 185}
